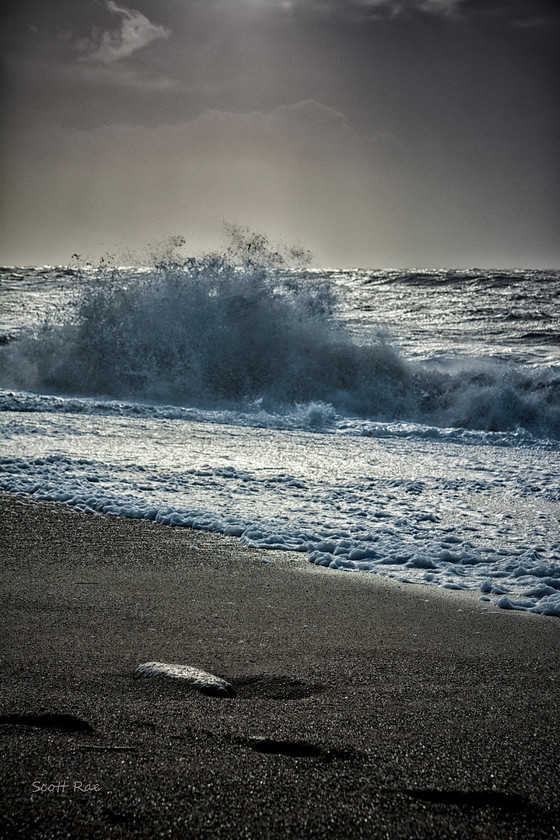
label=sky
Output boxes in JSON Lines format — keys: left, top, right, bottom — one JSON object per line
{"left": 1, "top": 0, "right": 559, "bottom": 268}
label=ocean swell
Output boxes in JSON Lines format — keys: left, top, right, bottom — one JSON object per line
{"left": 1, "top": 242, "right": 559, "bottom": 439}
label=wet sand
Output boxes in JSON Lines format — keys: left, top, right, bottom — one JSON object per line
{"left": 1, "top": 492, "right": 559, "bottom": 839}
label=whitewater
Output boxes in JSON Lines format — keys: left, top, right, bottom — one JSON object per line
{"left": 1, "top": 232, "right": 559, "bottom": 616}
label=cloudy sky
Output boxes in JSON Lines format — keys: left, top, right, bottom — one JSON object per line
{"left": 2, "top": 0, "right": 559, "bottom": 267}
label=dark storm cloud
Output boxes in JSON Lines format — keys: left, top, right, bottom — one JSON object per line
{"left": 1, "top": 0, "right": 558, "bottom": 266}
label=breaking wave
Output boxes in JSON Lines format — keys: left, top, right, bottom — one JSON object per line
{"left": 1, "top": 230, "right": 559, "bottom": 439}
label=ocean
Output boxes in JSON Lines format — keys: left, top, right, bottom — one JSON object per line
{"left": 1, "top": 235, "right": 559, "bottom": 616}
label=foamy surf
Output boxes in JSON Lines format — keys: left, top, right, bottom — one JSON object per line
{"left": 1, "top": 406, "right": 558, "bottom": 616}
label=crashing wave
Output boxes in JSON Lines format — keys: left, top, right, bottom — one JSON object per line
{"left": 1, "top": 228, "right": 558, "bottom": 439}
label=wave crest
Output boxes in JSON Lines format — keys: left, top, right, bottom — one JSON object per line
{"left": 1, "top": 232, "right": 559, "bottom": 439}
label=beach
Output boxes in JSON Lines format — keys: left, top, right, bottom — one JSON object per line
{"left": 1, "top": 491, "right": 559, "bottom": 839}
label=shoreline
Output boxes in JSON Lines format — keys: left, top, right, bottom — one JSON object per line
{"left": 1, "top": 491, "right": 559, "bottom": 838}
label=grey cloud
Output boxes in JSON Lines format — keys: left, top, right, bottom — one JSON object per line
{"left": 275, "top": 0, "right": 559, "bottom": 24}
{"left": 3, "top": 100, "right": 407, "bottom": 265}
{"left": 1, "top": 0, "right": 558, "bottom": 267}
{"left": 453, "top": 0, "right": 560, "bottom": 25}
{"left": 77, "top": 0, "right": 170, "bottom": 64}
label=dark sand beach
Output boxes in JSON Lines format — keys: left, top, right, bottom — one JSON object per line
{"left": 1, "top": 491, "right": 559, "bottom": 839}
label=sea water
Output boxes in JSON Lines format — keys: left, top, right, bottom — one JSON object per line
{"left": 1, "top": 235, "right": 559, "bottom": 616}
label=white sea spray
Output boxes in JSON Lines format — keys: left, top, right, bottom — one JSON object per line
{"left": 1, "top": 234, "right": 559, "bottom": 439}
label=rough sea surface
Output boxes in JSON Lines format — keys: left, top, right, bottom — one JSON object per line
{"left": 1, "top": 240, "right": 559, "bottom": 616}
